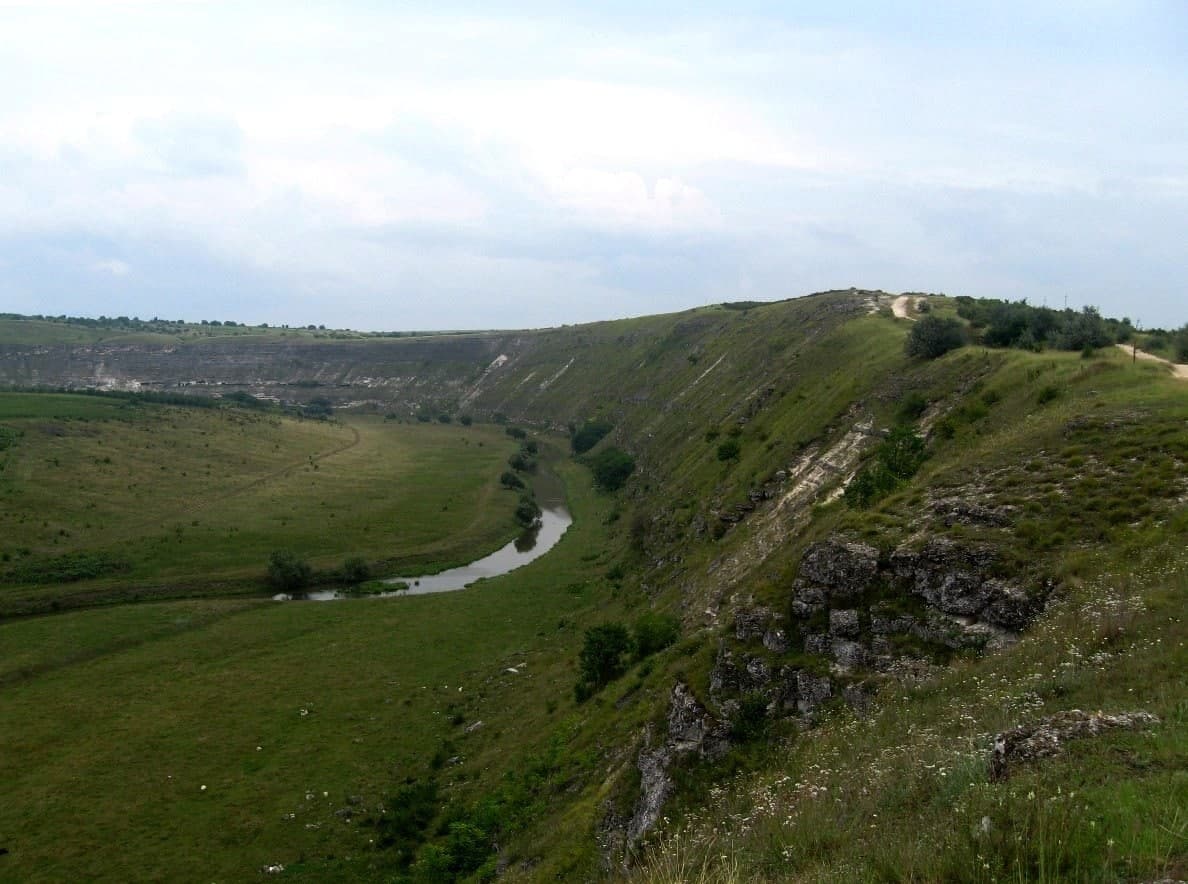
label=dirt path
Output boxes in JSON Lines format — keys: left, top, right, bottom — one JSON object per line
{"left": 891, "top": 295, "right": 916, "bottom": 320}
{"left": 1115, "top": 344, "right": 1188, "bottom": 380}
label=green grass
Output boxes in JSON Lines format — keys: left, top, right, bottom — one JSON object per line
{"left": 0, "top": 294, "right": 1185, "bottom": 881}
{"left": 0, "top": 460, "right": 631, "bottom": 882}
{"left": 0, "top": 398, "right": 525, "bottom": 614}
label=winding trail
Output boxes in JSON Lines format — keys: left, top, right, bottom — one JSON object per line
{"left": 1115, "top": 344, "right": 1188, "bottom": 380}
{"left": 891, "top": 295, "right": 917, "bottom": 321}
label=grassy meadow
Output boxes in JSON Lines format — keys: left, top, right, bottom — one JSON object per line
{"left": 0, "top": 397, "right": 528, "bottom": 615}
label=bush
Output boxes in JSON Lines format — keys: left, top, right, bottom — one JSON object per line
{"left": 905, "top": 315, "right": 966, "bottom": 359}
{"left": 505, "top": 426, "right": 527, "bottom": 440}
{"left": 303, "top": 397, "right": 333, "bottom": 419}
{"left": 896, "top": 391, "right": 929, "bottom": 422}
{"left": 459, "top": 414, "right": 473, "bottom": 426}
{"left": 514, "top": 493, "right": 541, "bottom": 527}
{"left": 586, "top": 446, "right": 635, "bottom": 491}
{"left": 633, "top": 613, "right": 680, "bottom": 660}
{"left": 844, "top": 425, "right": 927, "bottom": 509}
{"left": 1037, "top": 385, "right": 1061, "bottom": 405}
{"left": 571, "top": 418, "right": 613, "bottom": 454}
{"left": 267, "top": 551, "right": 312, "bottom": 591}
{"left": 730, "top": 693, "right": 769, "bottom": 742}
{"left": 716, "top": 438, "right": 741, "bottom": 461}
{"left": 499, "top": 470, "right": 524, "bottom": 490}
{"left": 577, "top": 622, "right": 632, "bottom": 695}
{"left": 339, "top": 556, "right": 371, "bottom": 584}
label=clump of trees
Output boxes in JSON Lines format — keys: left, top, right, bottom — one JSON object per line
{"left": 574, "top": 613, "right": 680, "bottom": 701}
{"left": 905, "top": 315, "right": 966, "bottom": 359}
{"left": 585, "top": 446, "right": 635, "bottom": 491}
{"left": 302, "top": 397, "right": 333, "bottom": 420}
{"left": 267, "top": 550, "right": 312, "bottom": 592}
{"left": 954, "top": 298, "right": 1130, "bottom": 352}
{"left": 514, "top": 493, "right": 541, "bottom": 528}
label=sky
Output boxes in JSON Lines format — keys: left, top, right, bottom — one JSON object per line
{"left": 1, "top": 1, "right": 1185, "bottom": 331}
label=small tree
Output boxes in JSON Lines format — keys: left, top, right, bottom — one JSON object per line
{"left": 577, "top": 623, "right": 632, "bottom": 696}
{"left": 586, "top": 446, "right": 635, "bottom": 491}
{"left": 905, "top": 315, "right": 966, "bottom": 359}
{"left": 632, "top": 613, "right": 680, "bottom": 660}
{"left": 268, "top": 550, "right": 312, "bottom": 591}
{"left": 514, "top": 493, "right": 541, "bottom": 527}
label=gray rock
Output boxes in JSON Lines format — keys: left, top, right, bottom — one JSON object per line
{"left": 796, "top": 538, "right": 879, "bottom": 598}
{"left": 803, "top": 633, "right": 830, "bottom": 655}
{"left": 734, "top": 606, "right": 776, "bottom": 642}
{"left": 629, "top": 683, "right": 730, "bottom": 842}
{"left": 829, "top": 609, "right": 860, "bottom": 638}
{"left": 830, "top": 639, "right": 869, "bottom": 671}
{"left": 990, "top": 709, "right": 1159, "bottom": 782}
{"left": 762, "top": 627, "right": 789, "bottom": 654}
{"left": 982, "top": 581, "right": 1042, "bottom": 631}
{"left": 796, "top": 671, "right": 832, "bottom": 713}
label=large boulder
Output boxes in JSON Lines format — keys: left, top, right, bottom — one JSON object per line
{"left": 796, "top": 539, "right": 879, "bottom": 599}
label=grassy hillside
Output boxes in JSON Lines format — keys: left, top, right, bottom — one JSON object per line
{"left": 0, "top": 292, "right": 1185, "bottom": 882}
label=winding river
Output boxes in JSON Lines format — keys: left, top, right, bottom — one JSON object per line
{"left": 280, "top": 503, "right": 572, "bottom": 601}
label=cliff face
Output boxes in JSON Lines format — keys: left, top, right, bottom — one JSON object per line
{"left": 0, "top": 333, "right": 514, "bottom": 406}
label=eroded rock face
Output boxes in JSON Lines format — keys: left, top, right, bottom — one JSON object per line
{"left": 796, "top": 539, "right": 879, "bottom": 598}
{"left": 989, "top": 710, "right": 1159, "bottom": 782}
{"left": 628, "top": 683, "right": 730, "bottom": 843}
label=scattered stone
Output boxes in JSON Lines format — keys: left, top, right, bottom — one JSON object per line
{"left": 762, "top": 627, "right": 789, "bottom": 654}
{"left": 989, "top": 710, "right": 1160, "bottom": 782}
{"left": 464, "top": 720, "right": 484, "bottom": 734}
{"left": 829, "top": 609, "right": 860, "bottom": 638}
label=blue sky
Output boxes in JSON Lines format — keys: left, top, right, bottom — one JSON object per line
{"left": 1, "top": 1, "right": 1185, "bottom": 330}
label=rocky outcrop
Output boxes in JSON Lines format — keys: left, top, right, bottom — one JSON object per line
{"left": 796, "top": 539, "right": 879, "bottom": 599}
{"left": 989, "top": 710, "right": 1159, "bottom": 781}
{"left": 628, "top": 683, "right": 729, "bottom": 843}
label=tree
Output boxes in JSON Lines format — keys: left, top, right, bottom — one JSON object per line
{"left": 632, "top": 613, "right": 680, "bottom": 659}
{"left": 267, "top": 551, "right": 312, "bottom": 591}
{"left": 577, "top": 623, "right": 632, "bottom": 693}
{"left": 571, "top": 419, "right": 613, "bottom": 454}
{"left": 905, "top": 315, "right": 966, "bottom": 359}
{"left": 514, "top": 493, "right": 541, "bottom": 527}
{"left": 586, "top": 446, "right": 635, "bottom": 491}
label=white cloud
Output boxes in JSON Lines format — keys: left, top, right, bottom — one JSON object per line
{"left": 92, "top": 258, "right": 130, "bottom": 276}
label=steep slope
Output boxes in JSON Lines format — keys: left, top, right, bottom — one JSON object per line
{"left": 1, "top": 292, "right": 1185, "bottom": 881}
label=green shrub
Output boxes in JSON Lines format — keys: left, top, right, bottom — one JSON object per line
{"left": 905, "top": 315, "right": 966, "bottom": 359}
{"left": 267, "top": 550, "right": 312, "bottom": 592}
{"left": 576, "top": 622, "right": 631, "bottom": 696}
{"left": 514, "top": 493, "right": 541, "bottom": 527}
{"left": 1037, "top": 385, "right": 1061, "bottom": 405}
{"left": 571, "top": 418, "right": 614, "bottom": 454}
{"left": 499, "top": 470, "right": 524, "bottom": 490}
{"left": 896, "top": 391, "right": 929, "bottom": 422}
{"left": 717, "top": 438, "right": 741, "bottom": 461}
{"left": 458, "top": 414, "right": 473, "bottom": 426}
{"left": 505, "top": 426, "right": 527, "bottom": 440}
{"left": 586, "top": 446, "right": 635, "bottom": 491}
{"left": 339, "top": 556, "right": 370, "bottom": 584}
{"left": 730, "top": 693, "right": 770, "bottom": 742}
{"left": 633, "top": 613, "right": 680, "bottom": 659}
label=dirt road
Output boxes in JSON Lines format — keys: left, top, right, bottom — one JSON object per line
{"left": 1115, "top": 343, "right": 1188, "bottom": 380}
{"left": 891, "top": 295, "right": 916, "bottom": 320}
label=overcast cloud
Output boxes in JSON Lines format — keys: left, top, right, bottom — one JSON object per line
{"left": 1, "top": 1, "right": 1185, "bottom": 329}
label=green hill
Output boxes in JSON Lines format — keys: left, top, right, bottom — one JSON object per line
{"left": 0, "top": 291, "right": 1185, "bottom": 882}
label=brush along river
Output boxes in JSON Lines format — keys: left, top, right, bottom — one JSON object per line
{"left": 277, "top": 478, "right": 572, "bottom": 600}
